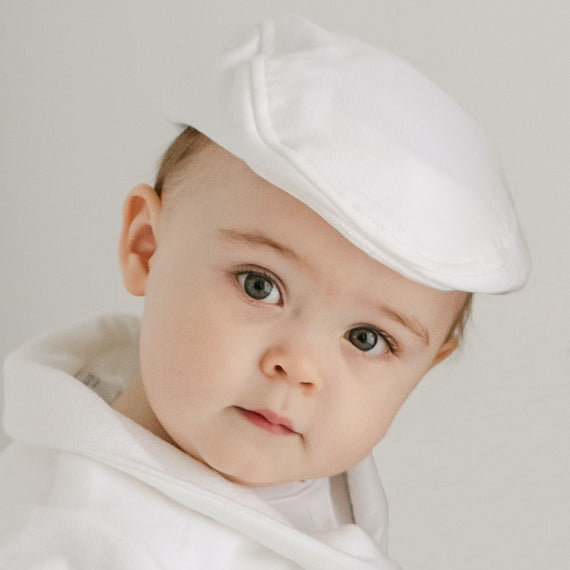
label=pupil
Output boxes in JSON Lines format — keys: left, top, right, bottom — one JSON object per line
{"left": 350, "top": 327, "right": 377, "bottom": 351}
{"left": 245, "top": 275, "right": 272, "bottom": 299}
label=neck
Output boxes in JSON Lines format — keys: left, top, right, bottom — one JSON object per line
{"left": 111, "top": 380, "right": 178, "bottom": 448}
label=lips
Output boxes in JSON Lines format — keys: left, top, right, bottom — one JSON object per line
{"left": 236, "top": 407, "right": 298, "bottom": 436}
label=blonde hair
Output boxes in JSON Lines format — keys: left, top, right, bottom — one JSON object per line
{"left": 154, "top": 126, "right": 211, "bottom": 198}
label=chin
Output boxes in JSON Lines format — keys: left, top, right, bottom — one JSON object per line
{"left": 209, "top": 459, "right": 287, "bottom": 487}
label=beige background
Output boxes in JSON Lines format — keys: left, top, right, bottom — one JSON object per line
{"left": 1, "top": 1, "right": 569, "bottom": 568}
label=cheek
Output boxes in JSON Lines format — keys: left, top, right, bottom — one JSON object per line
{"left": 323, "top": 377, "right": 418, "bottom": 464}
{"left": 139, "top": 279, "right": 259, "bottom": 408}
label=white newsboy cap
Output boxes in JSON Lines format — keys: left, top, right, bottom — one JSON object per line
{"left": 163, "top": 15, "right": 530, "bottom": 293}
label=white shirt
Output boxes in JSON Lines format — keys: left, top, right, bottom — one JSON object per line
{"left": 254, "top": 474, "right": 354, "bottom": 534}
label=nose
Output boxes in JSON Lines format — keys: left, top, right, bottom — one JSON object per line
{"left": 259, "top": 343, "right": 323, "bottom": 395}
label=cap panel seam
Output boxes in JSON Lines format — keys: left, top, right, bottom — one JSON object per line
{"left": 247, "top": 55, "right": 517, "bottom": 280}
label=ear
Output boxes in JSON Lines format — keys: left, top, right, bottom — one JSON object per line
{"left": 428, "top": 336, "right": 459, "bottom": 371}
{"left": 118, "top": 184, "right": 162, "bottom": 296}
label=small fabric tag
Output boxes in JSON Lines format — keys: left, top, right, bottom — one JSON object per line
{"left": 75, "top": 368, "right": 121, "bottom": 404}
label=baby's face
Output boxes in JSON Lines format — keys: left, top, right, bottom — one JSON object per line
{"left": 126, "top": 144, "right": 465, "bottom": 486}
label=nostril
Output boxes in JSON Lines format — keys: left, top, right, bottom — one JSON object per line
{"left": 300, "top": 380, "right": 317, "bottom": 395}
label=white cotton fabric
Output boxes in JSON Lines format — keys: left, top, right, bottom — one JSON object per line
{"left": 163, "top": 15, "right": 530, "bottom": 293}
{"left": 0, "top": 315, "right": 401, "bottom": 570}
{"left": 253, "top": 474, "right": 354, "bottom": 534}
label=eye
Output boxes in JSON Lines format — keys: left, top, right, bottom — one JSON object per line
{"left": 238, "top": 272, "right": 281, "bottom": 305}
{"left": 345, "top": 326, "right": 390, "bottom": 355}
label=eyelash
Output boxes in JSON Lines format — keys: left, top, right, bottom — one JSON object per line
{"left": 380, "top": 329, "right": 398, "bottom": 354}
{"left": 233, "top": 267, "right": 285, "bottom": 305}
{"left": 355, "top": 326, "right": 399, "bottom": 356}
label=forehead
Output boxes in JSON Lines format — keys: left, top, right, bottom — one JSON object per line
{"left": 164, "top": 143, "right": 351, "bottom": 255}
{"left": 163, "top": 142, "right": 330, "bottom": 237}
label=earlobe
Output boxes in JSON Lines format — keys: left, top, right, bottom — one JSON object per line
{"left": 428, "top": 337, "right": 459, "bottom": 370}
{"left": 118, "top": 184, "right": 162, "bottom": 296}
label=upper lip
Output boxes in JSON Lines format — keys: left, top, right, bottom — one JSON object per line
{"left": 247, "top": 408, "right": 296, "bottom": 432}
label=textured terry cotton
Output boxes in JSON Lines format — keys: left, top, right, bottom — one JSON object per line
{"left": 163, "top": 15, "right": 530, "bottom": 293}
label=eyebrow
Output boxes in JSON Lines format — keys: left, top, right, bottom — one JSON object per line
{"left": 217, "top": 229, "right": 302, "bottom": 262}
{"left": 381, "top": 307, "right": 430, "bottom": 346}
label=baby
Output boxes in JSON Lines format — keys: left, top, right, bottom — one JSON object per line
{"left": 0, "top": 15, "right": 529, "bottom": 570}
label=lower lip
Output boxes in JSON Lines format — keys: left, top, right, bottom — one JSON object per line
{"left": 237, "top": 408, "right": 297, "bottom": 436}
